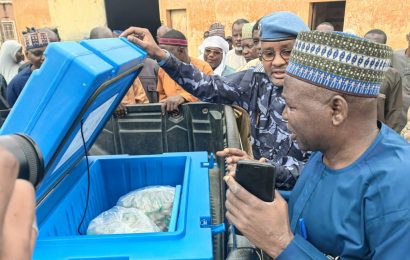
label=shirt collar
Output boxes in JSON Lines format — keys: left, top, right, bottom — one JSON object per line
{"left": 254, "top": 63, "right": 265, "bottom": 73}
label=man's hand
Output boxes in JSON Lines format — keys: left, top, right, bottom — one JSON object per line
{"left": 0, "top": 149, "right": 37, "bottom": 260}
{"left": 224, "top": 175, "right": 294, "bottom": 258}
{"left": 120, "top": 27, "right": 166, "bottom": 61}
{"left": 160, "top": 95, "right": 186, "bottom": 112}
{"left": 216, "top": 148, "right": 266, "bottom": 175}
{"left": 217, "top": 148, "right": 253, "bottom": 175}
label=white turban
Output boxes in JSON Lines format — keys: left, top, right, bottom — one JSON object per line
{"left": 200, "top": 36, "right": 229, "bottom": 76}
{"left": 0, "top": 40, "right": 22, "bottom": 84}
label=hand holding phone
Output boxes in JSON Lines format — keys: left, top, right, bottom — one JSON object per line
{"left": 232, "top": 160, "right": 275, "bottom": 236}
{"left": 234, "top": 160, "right": 276, "bottom": 202}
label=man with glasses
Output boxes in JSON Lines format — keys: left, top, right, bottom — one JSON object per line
{"left": 7, "top": 31, "right": 49, "bottom": 107}
{"left": 201, "top": 35, "right": 235, "bottom": 76}
{"left": 121, "top": 11, "right": 309, "bottom": 190}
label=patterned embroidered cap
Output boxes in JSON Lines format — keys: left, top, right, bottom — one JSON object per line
{"left": 241, "top": 23, "right": 255, "bottom": 40}
{"left": 23, "top": 32, "right": 49, "bottom": 50}
{"left": 286, "top": 31, "right": 393, "bottom": 97}
{"left": 209, "top": 23, "right": 225, "bottom": 38}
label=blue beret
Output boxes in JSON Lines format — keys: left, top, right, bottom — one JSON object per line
{"left": 260, "top": 11, "right": 309, "bottom": 41}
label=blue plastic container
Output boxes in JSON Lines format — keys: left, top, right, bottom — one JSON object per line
{"left": 35, "top": 152, "right": 213, "bottom": 260}
{"left": 0, "top": 38, "right": 216, "bottom": 259}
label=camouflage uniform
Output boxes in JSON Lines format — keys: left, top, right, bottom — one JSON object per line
{"left": 161, "top": 54, "right": 309, "bottom": 190}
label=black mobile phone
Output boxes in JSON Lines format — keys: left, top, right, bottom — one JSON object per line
{"left": 234, "top": 160, "right": 275, "bottom": 202}
{"left": 233, "top": 160, "right": 275, "bottom": 236}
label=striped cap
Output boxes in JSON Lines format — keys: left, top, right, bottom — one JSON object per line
{"left": 209, "top": 22, "right": 225, "bottom": 38}
{"left": 241, "top": 23, "right": 255, "bottom": 40}
{"left": 23, "top": 32, "right": 49, "bottom": 50}
{"left": 286, "top": 31, "right": 393, "bottom": 97}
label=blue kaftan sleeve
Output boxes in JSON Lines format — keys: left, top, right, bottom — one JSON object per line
{"left": 365, "top": 209, "right": 410, "bottom": 258}
{"left": 276, "top": 235, "right": 327, "bottom": 259}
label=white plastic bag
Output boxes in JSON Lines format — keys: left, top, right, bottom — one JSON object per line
{"left": 117, "top": 186, "right": 175, "bottom": 231}
{"left": 87, "top": 206, "right": 160, "bottom": 235}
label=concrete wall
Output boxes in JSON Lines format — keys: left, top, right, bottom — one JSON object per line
{"left": 344, "top": 0, "right": 410, "bottom": 50}
{"left": 12, "top": 0, "right": 107, "bottom": 43}
{"left": 159, "top": 0, "right": 218, "bottom": 57}
{"left": 159, "top": 0, "right": 410, "bottom": 56}
{"left": 13, "top": 0, "right": 52, "bottom": 43}
{"left": 47, "top": 0, "right": 107, "bottom": 41}
{"left": 9, "top": 0, "right": 410, "bottom": 53}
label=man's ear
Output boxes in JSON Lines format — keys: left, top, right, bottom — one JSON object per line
{"left": 330, "top": 95, "right": 348, "bottom": 126}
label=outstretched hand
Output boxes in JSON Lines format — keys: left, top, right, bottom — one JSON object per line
{"left": 120, "top": 27, "right": 166, "bottom": 60}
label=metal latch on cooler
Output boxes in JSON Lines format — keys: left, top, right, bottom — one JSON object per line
{"left": 201, "top": 153, "right": 215, "bottom": 168}
{"left": 200, "top": 216, "right": 225, "bottom": 235}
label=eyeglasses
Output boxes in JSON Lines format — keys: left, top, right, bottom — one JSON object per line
{"left": 204, "top": 48, "right": 222, "bottom": 56}
{"left": 260, "top": 49, "right": 292, "bottom": 62}
{"left": 29, "top": 50, "right": 44, "bottom": 57}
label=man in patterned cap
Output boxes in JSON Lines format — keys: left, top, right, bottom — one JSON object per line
{"left": 237, "top": 18, "right": 263, "bottom": 71}
{"left": 7, "top": 31, "right": 49, "bottom": 107}
{"left": 224, "top": 31, "right": 410, "bottom": 259}
{"left": 18, "top": 28, "right": 60, "bottom": 73}
{"left": 208, "top": 22, "right": 225, "bottom": 38}
{"left": 121, "top": 11, "right": 310, "bottom": 190}
{"left": 240, "top": 22, "right": 258, "bottom": 63}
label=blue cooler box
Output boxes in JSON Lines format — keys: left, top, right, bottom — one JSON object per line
{"left": 1, "top": 38, "right": 216, "bottom": 259}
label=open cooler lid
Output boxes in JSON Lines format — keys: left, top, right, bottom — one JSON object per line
{"left": 0, "top": 37, "right": 147, "bottom": 202}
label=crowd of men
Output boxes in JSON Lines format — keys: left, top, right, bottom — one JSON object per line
{"left": 0, "top": 9, "right": 409, "bottom": 260}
